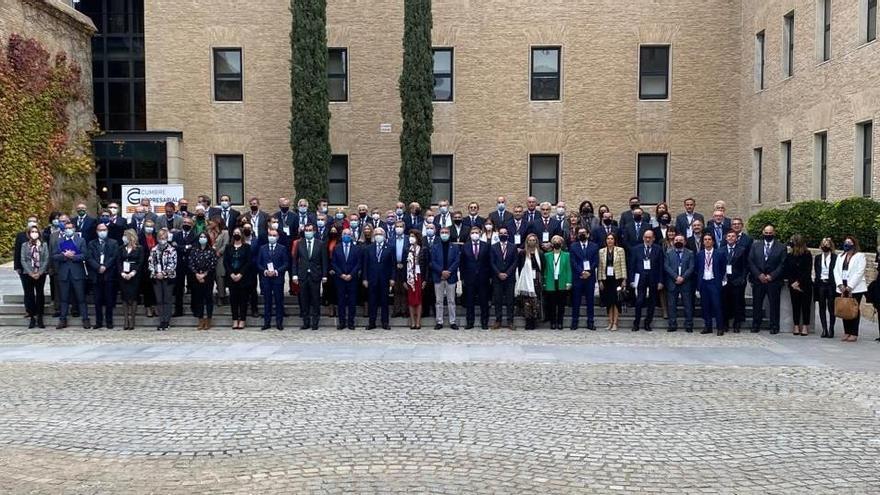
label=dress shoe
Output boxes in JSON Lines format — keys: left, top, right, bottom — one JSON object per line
{"left": 701, "top": 329, "right": 712, "bottom": 334}
{"left": 348, "top": 324, "right": 356, "bottom": 330}
{"left": 337, "top": 324, "right": 345, "bottom": 330}
{"left": 28, "top": 317, "right": 36, "bottom": 329}
{"left": 465, "top": 324, "right": 475, "bottom": 330}
{"left": 570, "top": 324, "right": 578, "bottom": 330}
{"left": 750, "top": 328, "right": 760, "bottom": 333}
{"left": 644, "top": 324, "right": 652, "bottom": 332}
{"left": 278, "top": 324, "right": 285, "bottom": 331}
{"left": 435, "top": 323, "right": 443, "bottom": 330}
{"left": 491, "top": 322, "right": 501, "bottom": 330}
{"left": 667, "top": 327, "right": 677, "bottom": 332}
{"left": 716, "top": 328, "right": 725, "bottom": 336}
{"left": 632, "top": 326, "right": 639, "bottom": 332}
{"left": 106, "top": 324, "right": 115, "bottom": 330}
{"left": 450, "top": 324, "right": 459, "bottom": 330}
{"left": 82, "top": 321, "right": 91, "bottom": 329}
{"left": 481, "top": 324, "right": 489, "bottom": 330}
{"left": 300, "top": 324, "right": 310, "bottom": 330}
{"left": 382, "top": 324, "right": 391, "bottom": 330}
{"left": 56, "top": 320, "right": 67, "bottom": 330}
{"left": 311, "top": 325, "right": 319, "bottom": 331}
{"left": 366, "top": 324, "right": 376, "bottom": 330}
{"left": 261, "top": 324, "right": 271, "bottom": 330}
{"left": 587, "top": 323, "right": 596, "bottom": 331}
{"left": 770, "top": 329, "right": 779, "bottom": 335}
{"left": 685, "top": 327, "right": 693, "bottom": 333}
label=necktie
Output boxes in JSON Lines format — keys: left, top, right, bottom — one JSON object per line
{"left": 544, "top": 218, "right": 549, "bottom": 229}
{"left": 377, "top": 245, "right": 382, "bottom": 262}
{"left": 501, "top": 243, "right": 507, "bottom": 259}
{"left": 764, "top": 242, "right": 770, "bottom": 260}
{"left": 307, "top": 240, "right": 312, "bottom": 258}
{"left": 344, "top": 244, "right": 349, "bottom": 261}
{"left": 473, "top": 242, "right": 479, "bottom": 257}
{"left": 635, "top": 223, "right": 641, "bottom": 237}
{"left": 223, "top": 211, "right": 228, "bottom": 223}
{"left": 301, "top": 214, "right": 306, "bottom": 226}
{"left": 728, "top": 246, "right": 733, "bottom": 257}
{"left": 606, "top": 226, "right": 610, "bottom": 234}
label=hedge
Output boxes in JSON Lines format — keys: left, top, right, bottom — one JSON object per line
{"left": 747, "top": 197, "right": 880, "bottom": 252}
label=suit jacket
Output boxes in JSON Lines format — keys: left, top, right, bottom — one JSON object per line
{"left": 652, "top": 226, "right": 673, "bottom": 245}
{"left": 628, "top": 243, "right": 664, "bottom": 287}
{"left": 362, "top": 242, "right": 395, "bottom": 285}
{"left": 171, "top": 230, "right": 197, "bottom": 270}
{"left": 664, "top": 248, "right": 695, "bottom": 286}
{"left": 404, "top": 213, "right": 424, "bottom": 233}
{"left": 431, "top": 241, "right": 461, "bottom": 284}
{"left": 460, "top": 240, "right": 491, "bottom": 285}
{"left": 785, "top": 252, "right": 813, "bottom": 291}
{"left": 210, "top": 207, "right": 240, "bottom": 231}
{"left": 487, "top": 210, "right": 514, "bottom": 231}
{"left": 685, "top": 235, "right": 703, "bottom": 253}
{"left": 674, "top": 212, "right": 705, "bottom": 237}
{"left": 154, "top": 214, "right": 183, "bottom": 232}
{"left": 748, "top": 239, "right": 787, "bottom": 284}
{"left": 509, "top": 218, "right": 530, "bottom": 247}
{"left": 598, "top": 246, "right": 627, "bottom": 281}
{"left": 74, "top": 214, "right": 97, "bottom": 242}
{"left": 13, "top": 231, "right": 28, "bottom": 272}
{"left": 86, "top": 238, "right": 120, "bottom": 282}
{"left": 721, "top": 243, "right": 748, "bottom": 286}
{"left": 389, "top": 235, "right": 412, "bottom": 266}
{"left": 106, "top": 216, "right": 128, "bottom": 241}
{"left": 292, "top": 237, "right": 328, "bottom": 282}
{"left": 490, "top": 241, "right": 518, "bottom": 280}
{"left": 706, "top": 221, "right": 730, "bottom": 246}
{"left": 52, "top": 234, "right": 87, "bottom": 281}
{"left": 331, "top": 242, "right": 362, "bottom": 280}
{"left": 619, "top": 210, "right": 652, "bottom": 231}
{"left": 569, "top": 240, "right": 600, "bottom": 284}
{"left": 622, "top": 220, "right": 651, "bottom": 248}
{"left": 591, "top": 224, "right": 621, "bottom": 245}
{"left": 694, "top": 249, "right": 728, "bottom": 289}
{"left": 19, "top": 241, "right": 49, "bottom": 276}
{"left": 813, "top": 252, "right": 837, "bottom": 286}
{"left": 461, "top": 215, "right": 485, "bottom": 234}
{"left": 287, "top": 210, "right": 318, "bottom": 239}
{"left": 522, "top": 209, "right": 540, "bottom": 225}
{"left": 735, "top": 232, "right": 754, "bottom": 253}
{"left": 450, "top": 222, "right": 467, "bottom": 244}
{"left": 257, "top": 243, "right": 290, "bottom": 285}
{"left": 243, "top": 210, "right": 271, "bottom": 242}
{"left": 528, "top": 217, "right": 562, "bottom": 243}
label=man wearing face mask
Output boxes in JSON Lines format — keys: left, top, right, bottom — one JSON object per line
{"left": 292, "top": 224, "right": 328, "bottom": 330}
{"left": 243, "top": 197, "right": 270, "bottom": 244}
{"left": 73, "top": 203, "right": 97, "bottom": 243}
{"left": 362, "top": 227, "right": 395, "bottom": 330}
{"left": 356, "top": 204, "right": 369, "bottom": 221}
{"left": 258, "top": 228, "right": 291, "bottom": 330}
{"left": 569, "top": 227, "right": 599, "bottom": 330}
{"left": 460, "top": 226, "right": 491, "bottom": 329}
{"left": 747, "top": 224, "right": 787, "bottom": 334}
{"left": 433, "top": 200, "right": 453, "bottom": 230}
{"left": 53, "top": 221, "right": 90, "bottom": 329}
{"left": 524, "top": 196, "right": 539, "bottom": 224}
{"left": 139, "top": 198, "right": 159, "bottom": 223}
{"left": 592, "top": 211, "right": 620, "bottom": 245}
{"left": 348, "top": 214, "right": 362, "bottom": 243}
{"left": 405, "top": 202, "right": 424, "bottom": 233}
{"left": 390, "top": 220, "right": 411, "bottom": 317}
{"left": 431, "top": 226, "right": 461, "bottom": 330}
{"left": 292, "top": 198, "right": 317, "bottom": 239}
{"left": 128, "top": 206, "right": 148, "bottom": 235}
{"left": 618, "top": 196, "right": 651, "bottom": 232}
{"left": 394, "top": 201, "right": 406, "bottom": 224}
{"left": 664, "top": 234, "right": 695, "bottom": 333}
{"left": 171, "top": 217, "right": 197, "bottom": 317}
{"left": 331, "top": 228, "right": 362, "bottom": 330}
{"left": 105, "top": 203, "right": 127, "bottom": 241}
{"left": 491, "top": 226, "right": 518, "bottom": 329}
{"left": 628, "top": 230, "right": 664, "bottom": 332}
{"left": 450, "top": 211, "right": 466, "bottom": 243}
{"left": 488, "top": 196, "right": 514, "bottom": 232}
{"left": 421, "top": 222, "right": 437, "bottom": 319}
{"left": 86, "top": 223, "right": 120, "bottom": 329}
{"left": 622, "top": 207, "right": 649, "bottom": 251}
{"left": 175, "top": 198, "right": 190, "bottom": 220}
{"left": 369, "top": 209, "right": 383, "bottom": 229}
{"left": 528, "top": 202, "right": 562, "bottom": 252}
{"left": 210, "top": 194, "right": 239, "bottom": 231}
{"left": 721, "top": 230, "right": 748, "bottom": 333}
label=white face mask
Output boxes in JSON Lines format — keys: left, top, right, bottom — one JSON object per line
{"left": 470, "top": 233, "right": 480, "bottom": 242}
{"left": 408, "top": 236, "right": 417, "bottom": 245}
{"left": 29, "top": 232, "right": 40, "bottom": 240}
{"left": 395, "top": 227, "right": 404, "bottom": 235}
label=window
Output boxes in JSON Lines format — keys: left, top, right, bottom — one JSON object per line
{"left": 868, "top": 0, "right": 878, "bottom": 42}
{"left": 639, "top": 45, "right": 670, "bottom": 99}
{"left": 755, "top": 31, "right": 766, "bottom": 90}
{"left": 431, "top": 155, "right": 453, "bottom": 205}
{"left": 784, "top": 12, "right": 795, "bottom": 77}
{"left": 530, "top": 47, "right": 560, "bottom": 101}
{"left": 328, "top": 48, "right": 348, "bottom": 102}
{"left": 815, "top": 132, "right": 828, "bottom": 200}
{"left": 328, "top": 155, "right": 349, "bottom": 205}
{"left": 859, "top": 122, "right": 874, "bottom": 197}
{"left": 820, "top": 0, "right": 831, "bottom": 61}
{"left": 215, "top": 155, "right": 244, "bottom": 205}
{"left": 637, "top": 154, "right": 667, "bottom": 205}
{"left": 754, "top": 148, "right": 764, "bottom": 204}
{"left": 213, "top": 48, "right": 242, "bottom": 102}
{"left": 781, "top": 141, "right": 792, "bottom": 202}
{"left": 432, "top": 48, "right": 453, "bottom": 101}
{"left": 529, "top": 154, "right": 559, "bottom": 203}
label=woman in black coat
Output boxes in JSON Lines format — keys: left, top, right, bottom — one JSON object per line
{"left": 118, "top": 229, "right": 143, "bottom": 330}
{"left": 224, "top": 227, "right": 253, "bottom": 329}
{"left": 813, "top": 237, "right": 837, "bottom": 338}
{"left": 785, "top": 235, "right": 813, "bottom": 336}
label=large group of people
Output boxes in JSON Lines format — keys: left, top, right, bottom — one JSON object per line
{"left": 12, "top": 194, "right": 878, "bottom": 343}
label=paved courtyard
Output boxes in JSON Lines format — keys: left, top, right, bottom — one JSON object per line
{"left": 0, "top": 326, "right": 878, "bottom": 494}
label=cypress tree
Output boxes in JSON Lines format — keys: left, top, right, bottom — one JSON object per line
{"left": 398, "top": 0, "right": 434, "bottom": 207}
{"left": 290, "top": 0, "right": 331, "bottom": 206}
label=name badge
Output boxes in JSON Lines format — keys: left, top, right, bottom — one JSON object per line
{"left": 542, "top": 232, "right": 549, "bottom": 243}
{"left": 583, "top": 261, "right": 590, "bottom": 271}
{"left": 842, "top": 270, "right": 849, "bottom": 280}
{"left": 99, "top": 254, "right": 105, "bottom": 265}
{"left": 514, "top": 234, "right": 521, "bottom": 245}
{"left": 267, "top": 262, "right": 275, "bottom": 273}
{"left": 686, "top": 228, "right": 693, "bottom": 238}
{"left": 606, "top": 266, "right": 614, "bottom": 277}
{"left": 726, "top": 265, "right": 733, "bottom": 275}
{"left": 123, "top": 261, "right": 131, "bottom": 273}
{"left": 643, "top": 260, "right": 651, "bottom": 270}
{"left": 283, "top": 226, "right": 290, "bottom": 236}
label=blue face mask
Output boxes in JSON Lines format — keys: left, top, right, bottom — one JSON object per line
{"left": 100, "top": 216, "right": 110, "bottom": 223}
{"left": 317, "top": 220, "right": 325, "bottom": 228}
{"left": 497, "top": 203, "right": 506, "bottom": 212}
{"left": 350, "top": 220, "right": 359, "bottom": 228}
{"left": 304, "top": 231, "right": 315, "bottom": 240}
{"left": 97, "top": 231, "right": 108, "bottom": 240}
{"left": 342, "top": 234, "right": 352, "bottom": 243}
{"left": 199, "top": 237, "right": 208, "bottom": 246}
{"left": 335, "top": 213, "right": 344, "bottom": 220}
{"left": 843, "top": 243, "right": 853, "bottom": 252}
{"left": 298, "top": 206, "right": 308, "bottom": 214}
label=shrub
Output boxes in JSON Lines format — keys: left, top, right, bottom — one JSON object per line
{"left": 783, "top": 200, "right": 834, "bottom": 247}
{"left": 747, "top": 208, "right": 788, "bottom": 240}
{"left": 831, "top": 197, "right": 880, "bottom": 252}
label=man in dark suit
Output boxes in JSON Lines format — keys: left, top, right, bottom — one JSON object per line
{"left": 685, "top": 219, "right": 705, "bottom": 252}
{"left": 293, "top": 198, "right": 318, "bottom": 238}
{"left": 139, "top": 198, "right": 159, "bottom": 223}
{"left": 621, "top": 207, "right": 650, "bottom": 251}
{"left": 73, "top": 202, "right": 97, "bottom": 243}
{"left": 695, "top": 233, "right": 728, "bottom": 335}
{"left": 292, "top": 224, "right": 328, "bottom": 330}
{"left": 490, "top": 226, "right": 518, "bottom": 329}
{"left": 86, "top": 223, "right": 119, "bottom": 329}
{"left": 731, "top": 217, "right": 753, "bottom": 252}
{"left": 508, "top": 206, "right": 529, "bottom": 248}
{"left": 105, "top": 203, "right": 127, "bottom": 241}
{"left": 389, "top": 220, "right": 411, "bottom": 317}
{"left": 243, "top": 197, "right": 271, "bottom": 244}
{"left": 707, "top": 209, "right": 730, "bottom": 247}
{"left": 462, "top": 202, "right": 485, "bottom": 234}
{"left": 619, "top": 196, "right": 650, "bottom": 231}
{"left": 171, "top": 217, "right": 197, "bottom": 317}
{"left": 628, "top": 230, "right": 664, "bottom": 331}
{"left": 591, "top": 210, "right": 620, "bottom": 245}
{"left": 210, "top": 194, "right": 240, "bottom": 232}
{"left": 53, "top": 221, "right": 90, "bottom": 329}
{"left": 155, "top": 201, "right": 182, "bottom": 233}
{"left": 664, "top": 234, "right": 695, "bottom": 332}
{"left": 674, "top": 197, "right": 704, "bottom": 240}
{"left": 128, "top": 206, "right": 148, "bottom": 235}
{"left": 721, "top": 230, "right": 748, "bottom": 332}
{"left": 488, "top": 196, "right": 514, "bottom": 232}
{"left": 431, "top": 227, "right": 461, "bottom": 329}
{"left": 529, "top": 202, "right": 562, "bottom": 251}
{"left": 405, "top": 202, "right": 424, "bottom": 233}
{"left": 362, "top": 227, "right": 395, "bottom": 330}
{"left": 331, "top": 228, "right": 362, "bottom": 330}
{"left": 258, "top": 229, "right": 290, "bottom": 330}
{"left": 460, "top": 226, "right": 491, "bottom": 329}
{"left": 748, "top": 224, "right": 787, "bottom": 334}
{"left": 272, "top": 197, "right": 296, "bottom": 241}
{"left": 523, "top": 196, "right": 539, "bottom": 225}
{"left": 450, "top": 211, "right": 467, "bottom": 244}
{"left": 569, "top": 226, "right": 600, "bottom": 330}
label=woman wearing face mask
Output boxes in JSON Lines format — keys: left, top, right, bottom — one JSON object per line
{"left": 405, "top": 230, "right": 428, "bottom": 329}
{"left": 21, "top": 225, "right": 48, "bottom": 329}
{"left": 208, "top": 217, "right": 229, "bottom": 307}
{"left": 542, "top": 235, "right": 572, "bottom": 330}
{"left": 578, "top": 200, "right": 598, "bottom": 232}
{"left": 785, "top": 235, "right": 813, "bottom": 336}
{"left": 139, "top": 220, "right": 158, "bottom": 318}
{"left": 224, "top": 228, "right": 252, "bottom": 329}
{"left": 515, "top": 234, "right": 543, "bottom": 330}
{"left": 654, "top": 212, "right": 674, "bottom": 245}
{"left": 598, "top": 233, "right": 627, "bottom": 330}
{"left": 833, "top": 235, "right": 866, "bottom": 342}
{"left": 597, "top": 205, "right": 618, "bottom": 227}
{"left": 813, "top": 237, "right": 837, "bottom": 338}
{"left": 358, "top": 223, "right": 375, "bottom": 315}
{"left": 240, "top": 222, "right": 260, "bottom": 318}
{"left": 482, "top": 221, "right": 498, "bottom": 245}
{"left": 148, "top": 228, "right": 177, "bottom": 331}
{"left": 333, "top": 208, "right": 347, "bottom": 230}
{"left": 565, "top": 213, "right": 581, "bottom": 246}
{"left": 652, "top": 203, "right": 669, "bottom": 228}
{"left": 118, "top": 229, "right": 143, "bottom": 330}
{"left": 189, "top": 232, "right": 218, "bottom": 330}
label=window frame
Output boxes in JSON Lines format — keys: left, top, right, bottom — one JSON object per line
{"left": 529, "top": 46, "right": 561, "bottom": 102}
{"left": 638, "top": 44, "right": 671, "bottom": 100}
{"left": 214, "top": 154, "right": 245, "bottom": 206}
{"left": 431, "top": 47, "right": 454, "bottom": 102}
{"left": 820, "top": 0, "right": 831, "bottom": 62}
{"left": 327, "top": 47, "right": 348, "bottom": 102}
{"left": 431, "top": 154, "right": 454, "bottom": 205}
{"left": 755, "top": 30, "right": 766, "bottom": 90}
{"left": 781, "top": 140, "right": 793, "bottom": 202}
{"left": 212, "top": 47, "right": 243, "bottom": 103}
{"left": 867, "top": 0, "right": 878, "bottom": 43}
{"left": 859, "top": 122, "right": 874, "bottom": 198}
{"left": 328, "top": 154, "right": 349, "bottom": 206}
{"left": 528, "top": 154, "right": 560, "bottom": 204}
{"left": 784, "top": 12, "right": 795, "bottom": 77}
{"left": 815, "top": 132, "right": 828, "bottom": 200}
{"left": 636, "top": 153, "right": 668, "bottom": 205}
{"left": 754, "top": 147, "right": 764, "bottom": 204}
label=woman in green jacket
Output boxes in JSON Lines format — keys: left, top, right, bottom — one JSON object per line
{"left": 543, "top": 235, "right": 572, "bottom": 329}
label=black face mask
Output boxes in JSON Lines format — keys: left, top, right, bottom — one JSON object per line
{"left": 179, "top": 205, "right": 188, "bottom": 213}
{"left": 280, "top": 207, "right": 289, "bottom": 213}
{"left": 821, "top": 245, "right": 831, "bottom": 252}
{"left": 578, "top": 234, "right": 588, "bottom": 241}
{"left": 582, "top": 208, "right": 593, "bottom": 216}
{"left": 250, "top": 206, "right": 259, "bottom": 213}
{"left": 630, "top": 203, "right": 640, "bottom": 210}
{"left": 552, "top": 243, "right": 562, "bottom": 249}
{"left": 660, "top": 217, "right": 671, "bottom": 225}
{"left": 232, "top": 234, "right": 242, "bottom": 241}
{"left": 453, "top": 219, "right": 462, "bottom": 225}
{"left": 674, "top": 242, "right": 684, "bottom": 249}
{"left": 181, "top": 225, "right": 192, "bottom": 232}
{"left": 633, "top": 215, "right": 643, "bottom": 222}
{"left": 603, "top": 219, "right": 612, "bottom": 226}
{"left": 243, "top": 229, "right": 252, "bottom": 236}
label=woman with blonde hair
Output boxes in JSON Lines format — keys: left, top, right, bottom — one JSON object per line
{"left": 148, "top": 228, "right": 177, "bottom": 331}
{"left": 598, "top": 232, "right": 627, "bottom": 330}
{"left": 785, "top": 234, "right": 813, "bottom": 336}
{"left": 543, "top": 234, "right": 572, "bottom": 329}
{"left": 515, "top": 233, "right": 543, "bottom": 330}
{"left": 118, "top": 229, "right": 143, "bottom": 330}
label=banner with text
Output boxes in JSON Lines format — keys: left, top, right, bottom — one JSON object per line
{"left": 120, "top": 184, "right": 184, "bottom": 219}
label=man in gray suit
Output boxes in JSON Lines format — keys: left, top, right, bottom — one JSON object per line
{"left": 664, "top": 234, "right": 695, "bottom": 332}
{"left": 53, "top": 220, "right": 90, "bottom": 329}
